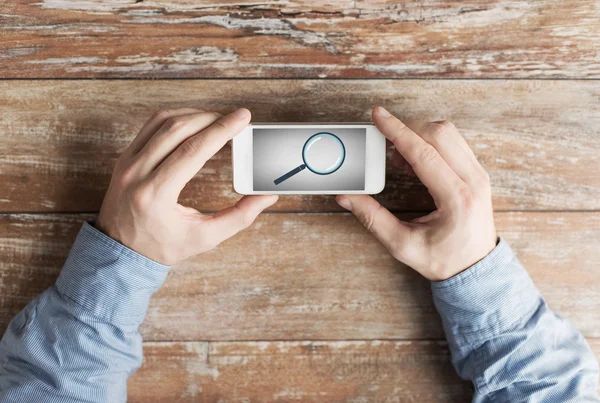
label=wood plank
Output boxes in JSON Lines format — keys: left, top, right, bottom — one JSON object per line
{"left": 1, "top": 212, "right": 599, "bottom": 340}
{"left": 1, "top": 80, "right": 598, "bottom": 212}
{"left": 1, "top": 1, "right": 599, "bottom": 78}
{"left": 128, "top": 339, "right": 600, "bottom": 401}
{"left": 128, "top": 340, "right": 473, "bottom": 402}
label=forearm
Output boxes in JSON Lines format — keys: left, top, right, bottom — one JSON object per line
{"left": 0, "top": 108, "right": 272, "bottom": 402}
{"left": 432, "top": 238, "right": 600, "bottom": 402}
{"left": 0, "top": 223, "right": 170, "bottom": 402}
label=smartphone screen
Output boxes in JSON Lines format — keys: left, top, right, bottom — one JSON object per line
{"left": 252, "top": 127, "right": 366, "bottom": 191}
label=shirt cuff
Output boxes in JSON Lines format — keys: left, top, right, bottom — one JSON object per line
{"left": 431, "top": 237, "right": 542, "bottom": 348}
{"left": 56, "top": 222, "right": 171, "bottom": 326}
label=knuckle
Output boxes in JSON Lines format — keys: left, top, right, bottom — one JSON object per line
{"left": 360, "top": 203, "right": 382, "bottom": 233}
{"left": 151, "top": 109, "right": 171, "bottom": 121}
{"left": 212, "top": 117, "right": 228, "bottom": 130}
{"left": 416, "top": 143, "right": 439, "bottom": 166}
{"left": 164, "top": 116, "right": 187, "bottom": 132}
{"left": 428, "top": 121, "right": 454, "bottom": 140}
{"left": 455, "top": 185, "right": 474, "bottom": 211}
{"left": 477, "top": 169, "right": 491, "bottom": 188}
{"left": 180, "top": 136, "right": 203, "bottom": 158}
{"left": 471, "top": 166, "right": 491, "bottom": 194}
{"left": 114, "top": 153, "right": 128, "bottom": 171}
{"left": 234, "top": 205, "right": 254, "bottom": 229}
{"left": 115, "top": 159, "right": 137, "bottom": 186}
{"left": 117, "top": 166, "right": 135, "bottom": 186}
{"left": 131, "top": 185, "right": 153, "bottom": 211}
{"left": 391, "top": 119, "right": 409, "bottom": 135}
{"left": 393, "top": 119, "right": 407, "bottom": 130}
{"left": 438, "top": 120, "right": 456, "bottom": 131}
{"left": 477, "top": 176, "right": 492, "bottom": 199}
{"left": 481, "top": 169, "right": 491, "bottom": 184}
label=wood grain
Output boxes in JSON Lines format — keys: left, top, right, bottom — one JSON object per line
{"left": 1, "top": 1, "right": 599, "bottom": 78}
{"left": 128, "top": 339, "right": 600, "bottom": 402}
{"left": 2, "top": 0, "right": 598, "bottom": 398}
{"left": 2, "top": 212, "right": 598, "bottom": 341}
{"left": 128, "top": 340, "right": 473, "bottom": 402}
{"left": 1, "top": 80, "right": 598, "bottom": 212}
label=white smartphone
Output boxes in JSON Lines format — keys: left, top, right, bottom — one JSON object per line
{"left": 233, "top": 123, "right": 386, "bottom": 195}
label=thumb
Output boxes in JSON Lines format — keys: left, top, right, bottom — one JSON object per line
{"left": 336, "top": 194, "right": 411, "bottom": 260}
{"left": 204, "top": 195, "right": 278, "bottom": 246}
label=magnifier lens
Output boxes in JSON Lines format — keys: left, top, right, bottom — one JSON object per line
{"left": 303, "top": 133, "right": 345, "bottom": 174}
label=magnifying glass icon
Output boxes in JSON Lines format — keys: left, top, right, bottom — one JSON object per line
{"left": 274, "top": 132, "right": 346, "bottom": 185}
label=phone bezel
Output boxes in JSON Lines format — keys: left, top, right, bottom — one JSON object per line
{"left": 233, "top": 124, "right": 386, "bottom": 195}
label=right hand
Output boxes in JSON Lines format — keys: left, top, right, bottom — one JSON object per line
{"left": 336, "top": 107, "right": 497, "bottom": 281}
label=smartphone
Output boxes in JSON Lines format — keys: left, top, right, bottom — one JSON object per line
{"left": 233, "top": 123, "right": 386, "bottom": 195}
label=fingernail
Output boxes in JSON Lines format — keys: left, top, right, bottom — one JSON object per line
{"left": 233, "top": 108, "right": 250, "bottom": 120}
{"left": 336, "top": 196, "right": 352, "bottom": 210}
{"left": 375, "top": 106, "right": 391, "bottom": 118}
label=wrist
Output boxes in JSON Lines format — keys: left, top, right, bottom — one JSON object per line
{"left": 437, "top": 224, "right": 498, "bottom": 281}
{"left": 450, "top": 235, "right": 498, "bottom": 281}
{"left": 94, "top": 215, "right": 173, "bottom": 265}
{"left": 431, "top": 238, "right": 541, "bottom": 347}
{"left": 57, "top": 222, "right": 171, "bottom": 326}
{"left": 94, "top": 218, "right": 119, "bottom": 244}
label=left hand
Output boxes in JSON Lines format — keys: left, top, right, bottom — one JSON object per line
{"left": 96, "top": 108, "right": 277, "bottom": 265}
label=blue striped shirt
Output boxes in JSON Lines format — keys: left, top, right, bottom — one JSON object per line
{"left": 1, "top": 222, "right": 598, "bottom": 402}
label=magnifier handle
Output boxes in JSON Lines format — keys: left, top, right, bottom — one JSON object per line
{"left": 274, "top": 164, "right": 306, "bottom": 185}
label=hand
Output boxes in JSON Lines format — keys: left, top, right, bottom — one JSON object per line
{"left": 336, "top": 107, "right": 497, "bottom": 281}
{"left": 96, "top": 108, "right": 278, "bottom": 265}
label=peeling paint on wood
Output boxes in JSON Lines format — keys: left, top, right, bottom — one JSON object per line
{"left": 1, "top": 212, "right": 598, "bottom": 341}
{"left": 1, "top": 0, "right": 599, "bottom": 78}
{"left": 129, "top": 340, "right": 472, "bottom": 402}
{"left": 0, "top": 79, "right": 598, "bottom": 212}
{"left": 1, "top": 1, "right": 599, "bottom": 398}
{"left": 127, "top": 339, "right": 600, "bottom": 401}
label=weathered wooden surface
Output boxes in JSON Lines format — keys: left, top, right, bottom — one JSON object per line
{"left": 128, "top": 339, "right": 600, "bottom": 402}
{"left": 1, "top": 79, "right": 598, "bottom": 212}
{"left": 1, "top": 0, "right": 599, "bottom": 398}
{"left": 2, "top": 212, "right": 599, "bottom": 341}
{"left": 1, "top": 1, "right": 599, "bottom": 78}
{"left": 128, "top": 340, "right": 473, "bottom": 402}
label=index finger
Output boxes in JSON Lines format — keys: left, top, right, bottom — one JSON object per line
{"left": 126, "top": 108, "right": 203, "bottom": 156}
{"left": 154, "top": 108, "right": 251, "bottom": 195}
{"left": 373, "top": 107, "right": 464, "bottom": 205}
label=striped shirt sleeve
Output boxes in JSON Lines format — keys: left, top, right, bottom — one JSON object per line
{"left": 432, "top": 238, "right": 600, "bottom": 402}
{"left": 0, "top": 222, "right": 170, "bottom": 402}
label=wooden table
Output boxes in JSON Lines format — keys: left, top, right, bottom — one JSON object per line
{"left": 1, "top": 1, "right": 599, "bottom": 401}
